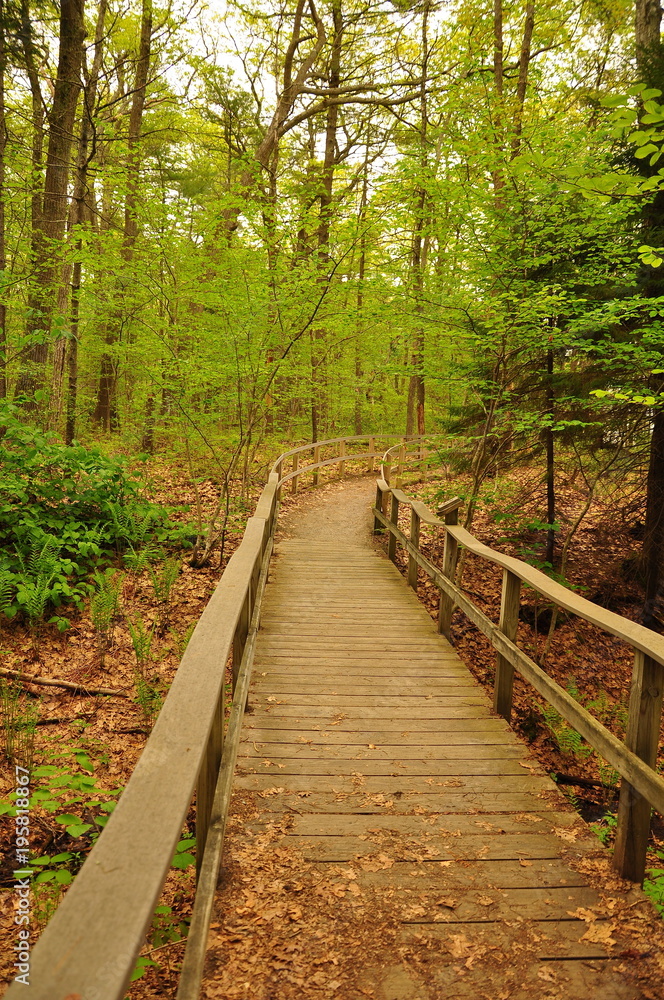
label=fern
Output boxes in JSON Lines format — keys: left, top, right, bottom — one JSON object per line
{"left": 90, "top": 572, "right": 123, "bottom": 666}
{"left": 127, "top": 615, "right": 154, "bottom": 671}
{"left": 149, "top": 557, "right": 180, "bottom": 605}
{"left": 0, "top": 678, "right": 39, "bottom": 768}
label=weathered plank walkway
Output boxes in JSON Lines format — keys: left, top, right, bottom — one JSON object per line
{"left": 201, "top": 483, "right": 648, "bottom": 1000}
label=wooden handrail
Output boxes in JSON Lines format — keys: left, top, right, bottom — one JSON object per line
{"left": 373, "top": 478, "right": 664, "bottom": 885}
{"left": 270, "top": 434, "right": 411, "bottom": 474}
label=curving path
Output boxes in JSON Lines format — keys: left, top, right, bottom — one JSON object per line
{"left": 201, "top": 480, "right": 648, "bottom": 1000}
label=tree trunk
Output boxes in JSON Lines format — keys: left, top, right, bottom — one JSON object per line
{"left": 65, "top": 0, "right": 107, "bottom": 445}
{"left": 0, "top": 0, "right": 7, "bottom": 399}
{"left": 405, "top": 5, "right": 430, "bottom": 437}
{"left": 15, "top": 0, "right": 85, "bottom": 402}
{"left": 544, "top": 346, "right": 556, "bottom": 567}
{"left": 93, "top": 0, "right": 152, "bottom": 430}
{"left": 643, "top": 407, "right": 664, "bottom": 626}
{"left": 310, "top": 0, "right": 342, "bottom": 440}
{"left": 634, "top": 0, "right": 664, "bottom": 625}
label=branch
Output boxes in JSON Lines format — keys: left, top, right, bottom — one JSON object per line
{"left": 0, "top": 667, "right": 130, "bottom": 699}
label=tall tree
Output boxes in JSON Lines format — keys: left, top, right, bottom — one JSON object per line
{"left": 15, "top": 0, "right": 85, "bottom": 402}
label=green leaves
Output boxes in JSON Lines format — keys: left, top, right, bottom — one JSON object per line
{"left": 171, "top": 837, "right": 196, "bottom": 870}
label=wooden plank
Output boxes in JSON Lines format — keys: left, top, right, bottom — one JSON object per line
{"left": 288, "top": 811, "right": 584, "bottom": 838}
{"left": 237, "top": 758, "right": 533, "bottom": 776}
{"left": 240, "top": 743, "right": 524, "bottom": 760}
{"left": 258, "top": 623, "right": 439, "bottom": 635}
{"left": 251, "top": 680, "right": 483, "bottom": 695}
{"left": 236, "top": 790, "right": 565, "bottom": 814}
{"left": 397, "top": 921, "right": 614, "bottom": 959}
{"left": 306, "top": 857, "right": 588, "bottom": 889}
{"left": 253, "top": 651, "right": 463, "bottom": 662}
{"left": 251, "top": 697, "right": 490, "bottom": 710}
{"left": 241, "top": 716, "right": 513, "bottom": 733}
{"left": 279, "top": 831, "right": 569, "bottom": 862}
{"left": 240, "top": 727, "right": 522, "bottom": 745}
{"left": 248, "top": 704, "right": 498, "bottom": 718}
{"left": 253, "top": 663, "right": 471, "bottom": 677}
{"left": 234, "top": 773, "right": 555, "bottom": 794}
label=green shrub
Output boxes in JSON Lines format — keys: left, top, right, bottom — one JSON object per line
{"left": 0, "top": 401, "right": 189, "bottom": 622}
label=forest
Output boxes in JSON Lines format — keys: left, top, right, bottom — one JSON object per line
{"left": 1, "top": 0, "right": 664, "bottom": 992}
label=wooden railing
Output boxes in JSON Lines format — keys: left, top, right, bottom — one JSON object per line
{"left": 12, "top": 435, "right": 415, "bottom": 1000}
{"left": 372, "top": 476, "right": 664, "bottom": 886}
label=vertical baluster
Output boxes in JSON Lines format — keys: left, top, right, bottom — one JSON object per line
{"left": 493, "top": 570, "right": 521, "bottom": 721}
{"left": 312, "top": 444, "right": 321, "bottom": 486}
{"left": 408, "top": 507, "right": 420, "bottom": 591}
{"left": 388, "top": 492, "right": 399, "bottom": 563}
{"left": 291, "top": 452, "right": 299, "bottom": 494}
{"left": 438, "top": 507, "right": 459, "bottom": 639}
{"left": 373, "top": 482, "right": 384, "bottom": 534}
{"left": 368, "top": 436, "right": 375, "bottom": 472}
{"left": 196, "top": 687, "right": 224, "bottom": 878}
{"left": 338, "top": 439, "right": 346, "bottom": 478}
{"left": 276, "top": 458, "right": 283, "bottom": 500}
{"left": 614, "top": 650, "right": 664, "bottom": 883}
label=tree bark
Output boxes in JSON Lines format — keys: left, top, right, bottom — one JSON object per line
{"left": 93, "top": 0, "right": 152, "bottom": 431}
{"left": 633, "top": 0, "right": 664, "bottom": 625}
{"left": 310, "top": 0, "right": 342, "bottom": 440}
{"left": 15, "top": 0, "right": 85, "bottom": 402}
{"left": 0, "top": 0, "right": 7, "bottom": 399}
{"left": 544, "top": 345, "right": 556, "bottom": 567}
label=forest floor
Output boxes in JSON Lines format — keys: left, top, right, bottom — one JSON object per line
{"left": 0, "top": 458, "right": 662, "bottom": 997}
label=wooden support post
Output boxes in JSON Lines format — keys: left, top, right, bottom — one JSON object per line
{"left": 276, "top": 458, "right": 283, "bottom": 500}
{"left": 613, "top": 651, "right": 664, "bottom": 883}
{"left": 338, "top": 439, "right": 346, "bottom": 478}
{"left": 291, "top": 452, "right": 299, "bottom": 494}
{"left": 373, "top": 483, "right": 384, "bottom": 534}
{"left": 388, "top": 492, "right": 399, "bottom": 563}
{"left": 196, "top": 687, "right": 224, "bottom": 877}
{"left": 397, "top": 444, "right": 406, "bottom": 479}
{"left": 368, "top": 437, "right": 375, "bottom": 472}
{"left": 312, "top": 444, "right": 321, "bottom": 486}
{"left": 438, "top": 507, "right": 459, "bottom": 639}
{"left": 232, "top": 591, "right": 251, "bottom": 690}
{"left": 493, "top": 569, "right": 521, "bottom": 722}
{"left": 408, "top": 507, "right": 420, "bottom": 591}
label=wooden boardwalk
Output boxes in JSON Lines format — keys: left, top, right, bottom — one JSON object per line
{"left": 202, "top": 484, "right": 647, "bottom": 1000}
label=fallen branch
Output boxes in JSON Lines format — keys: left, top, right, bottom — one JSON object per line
{"left": 553, "top": 772, "right": 618, "bottom": 792}
{"left": 0, "top": 667, "right": 130, "bottom": 699}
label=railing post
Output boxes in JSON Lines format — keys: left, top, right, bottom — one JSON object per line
{"left": 388, "top": 492, "right": 399, "bottom": 563}
{"left": 233, "top": 591, "right": 251, "bottom": 690}
{"left": 493, "top": 569, "right": 521, "bottom": 722}
{"left": 338, "top": 439, "right": 346, "bottom": 478}
{"left": 438, "top": 508, "right": 459, "bottom": 639}
{"left": 382, "top": 461, "right": 391, "bottom": 517}
{"left": 397, "top": 444, "right": 406, "bottom": 479}
{"left": 368, "top": 436, "right": 375, "bottom": 472}
{"left": 408, "top": 507, "right": 420, "bottom": 590}
{"left": 291, "top": 452, "right": 299, "bottom": 494}
{"left": 196, "top": 688, "right": 224, "bottom": 877}
{"left": 276, "top": 458, "right": 283, "bottom": 500}
{"left": 373, "top": 482, "right": 384, "bottom": 534}
{"left": 312, "top": 444, "right": 321, "bottom": 486}
{"left": 613, "top": 650, "right": 664, "bottom": 882}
